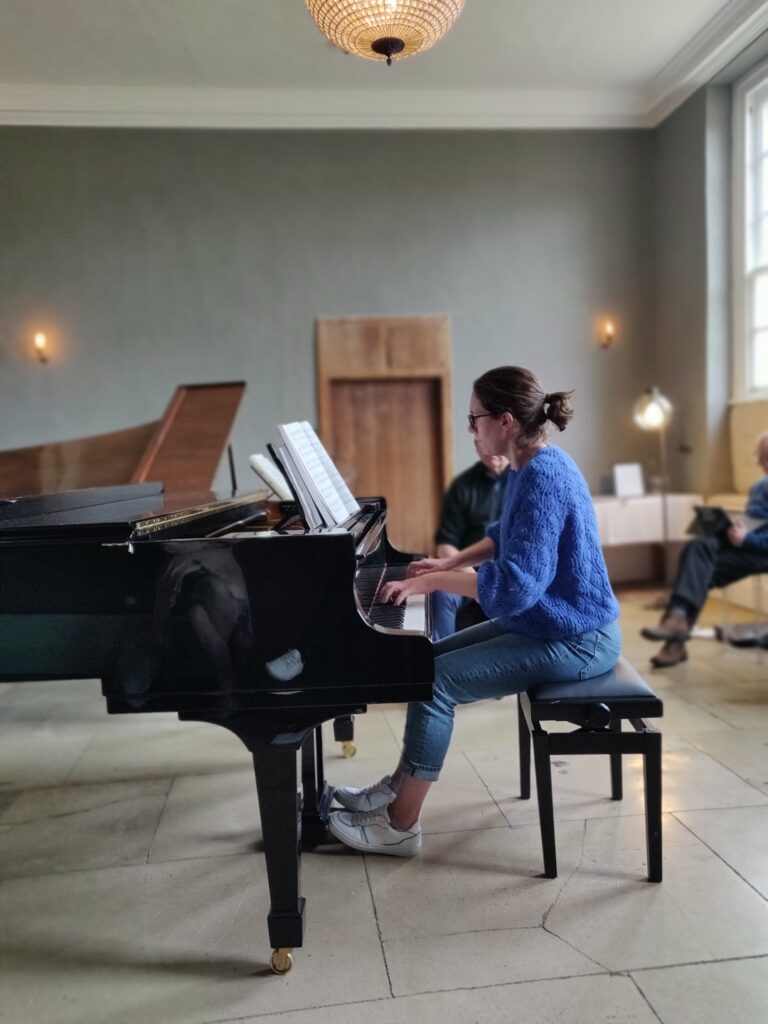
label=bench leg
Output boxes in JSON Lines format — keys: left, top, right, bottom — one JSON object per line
{"left": 518, "top": 695, "right": 531, "bottom": 800}
{"left": 643, "top": 730, "right": 662, "bottom": 882}
{"left": 532, "top": 730, "right": 557, "bottom": 878}
{"left": 609, "top": 718, "right": 623, "bottom": 800}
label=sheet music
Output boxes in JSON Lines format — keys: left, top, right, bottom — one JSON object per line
{"left": 300, "top": 421, "right": 360, "bottom": 517}
{"left": 277, "top": 423, "right": 349, "bottom": 526}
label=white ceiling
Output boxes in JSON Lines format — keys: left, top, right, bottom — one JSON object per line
{"left": 1, "top": 0, "right": 768, "bottom": 128}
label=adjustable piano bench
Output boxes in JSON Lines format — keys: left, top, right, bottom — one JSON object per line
{"left": 517, "top": 657, "right": 663, "bottom": 882}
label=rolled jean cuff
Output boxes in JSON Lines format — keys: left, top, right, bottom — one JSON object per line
{"left": 399, "top": 754, "right": 442, "bottom": 782}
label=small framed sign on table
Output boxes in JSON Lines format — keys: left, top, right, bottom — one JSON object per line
{"left": 613, "top": 462, "right": 645, "bottom": 499}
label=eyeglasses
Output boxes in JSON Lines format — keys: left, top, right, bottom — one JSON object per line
{"left": 467, "top": 412, "right": 493, "bottom": 430}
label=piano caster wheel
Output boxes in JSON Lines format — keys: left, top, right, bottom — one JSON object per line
{"left": 342, "top": 741, "right": 357, "bottom": 758}
{"left": 270, "top": 948, "right": 294, "bottom": 975}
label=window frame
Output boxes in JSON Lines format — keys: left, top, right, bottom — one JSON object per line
{"left": 733, "top": 56, "right": 768, "bottom": 401}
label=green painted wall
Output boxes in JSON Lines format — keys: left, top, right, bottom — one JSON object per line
{"left": 1, "top": 127, "right": 655, "bottom": 491}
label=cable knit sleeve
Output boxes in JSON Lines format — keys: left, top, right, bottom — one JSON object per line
{"left": 476, "top": 462, "right": 568, "bottom": 619}
{"left": 485, "top": 518, "right": 501, "bottom": 552}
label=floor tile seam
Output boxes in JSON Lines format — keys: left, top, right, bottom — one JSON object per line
{"left": 203, "top": 993, "right": 400, "bottom": 1024}
{"left": 201, "top": 974, "right": 618, "bottom": 1024}
{"left": 0, "top": 847, "right": 258, "bottom": 882}
{"left": 60, "top": 727, "right": 101, "bottom": 784}
{"left": 0, "top": 782, "right": 174, "bottom": 828}
{"left": 381, "top": 923, "right": 547, "bottom": 940}
{"left": 214, "top": 966, "right": 615, "bottom": 1020}
{"left": 670, "top": 799, "right": 768, "bottom": 815}
{"left": 668, "top": 811, "right": 768, "bottom": 903}
{"left": 65, "top": 770, "right": 250, "bottom": 790}
{"left": 678, "top": 702, "right": 768, "bottom": 730}
{"left": 421, "top": 822, "right": 511, "bottom": 837}
{"left": 461, "top": 748, "right": 509, "bottom": 827}
{"left": 658, "top": 691, "right": 734, "bottom": 729}
{"left": 628, "top": 951, "right": 768, "bottom": 974}
{"left": 673, "top": 739, "right": 768, "bottom": 797}
{"left": 627, "top": 972, "right": 665, "bottom": 1023}
{"left": 145, "top": 775, "right": 175, "bottom": 864}
{"left": 540, "top": 817, "right": 586, "bottom": 930}
{"left": 362, "top": 853, "right": 395, "bottom": 997}
{"left": 385, "top": 968, "right": 612, "bottom": 1000}
{"left": 382, "top": 710, "right": 406, "bottom": 748}
{"left": 540, "top": 822, "right": 609, "bottom": 973}
{"left": 0, "top": 771, "right": 211, "bottom": 796}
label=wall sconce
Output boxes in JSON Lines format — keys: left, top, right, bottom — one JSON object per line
{"left": 599, "top": 319, "right": 615, "bottom": 350}
{"left": 33, "top": 332, "right": 49, "bottom": 364}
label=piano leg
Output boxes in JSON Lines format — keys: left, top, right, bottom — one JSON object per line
{"left": 252, "top": 740, "right": 305, "bottom": 973}
{"left": 179, "top": 709, "right": 361, "bottom": 972}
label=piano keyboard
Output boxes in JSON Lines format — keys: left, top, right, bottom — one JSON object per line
{"left": 355, "top": 564, "right": 427, "bottom": 633}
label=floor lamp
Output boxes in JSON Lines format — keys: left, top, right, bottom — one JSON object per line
{"left": 633, "top": 387, "right": 674, "bottom": 588}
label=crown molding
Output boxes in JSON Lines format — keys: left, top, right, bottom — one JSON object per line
{"left": 641, "top": 0, "right": 768, "bottom": 126}
{"left": 0, "top": 85, "right": 643, "bottom": 130}
{"left": 2, "top": 2, "right": 768, "bottom": 131}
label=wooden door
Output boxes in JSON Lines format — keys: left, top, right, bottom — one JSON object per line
{"left": 317, "top": 317, "right": 452, "bottom": 555}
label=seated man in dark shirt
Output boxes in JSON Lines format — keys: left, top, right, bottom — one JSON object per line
{"left": 431, "top": 440, "right": 509, "bottom": 641}
{"left": 641, "top": 432, "right": 768, "bottom": 667}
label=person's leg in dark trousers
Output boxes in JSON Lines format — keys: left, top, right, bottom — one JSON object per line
{"left": 645, "top": 537, "right": 768, "bottom": 667}
{"left": 671, "top": 535, "right": 728, "bottom": 621}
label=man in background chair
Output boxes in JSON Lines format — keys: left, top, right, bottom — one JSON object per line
{"left": 431, "top": 440, "right": 509, "bottom": 641}
{"left": 641, "top": 432, "right": 768, "bottom": 667}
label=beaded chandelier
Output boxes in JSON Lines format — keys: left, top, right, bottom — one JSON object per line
{"left": 305, "top": 0, "right": 465, "bottom": 65}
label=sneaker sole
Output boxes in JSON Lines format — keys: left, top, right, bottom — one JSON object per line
{"left": 327, "top": 817, "right": 421, "bottom": 857}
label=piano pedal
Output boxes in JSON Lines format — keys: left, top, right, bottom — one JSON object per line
{"left": 270, "top": 948, "right": 294, "bottom": 975}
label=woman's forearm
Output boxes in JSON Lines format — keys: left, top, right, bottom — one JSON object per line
{"left": 425, "top": 570, "right": 479, "bottom": 600}
{"left": 447, "top": 537, "right": 494, "bottom": 570}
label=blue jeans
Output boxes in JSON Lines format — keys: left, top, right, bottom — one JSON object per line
{"left": 401, "top": 619, "right": 622, "bottom": 781}
{"left": 431, "top": 590, "right": 475, "bottom": 641}
{"left": 432, "top": 590, "right": 490, "bottom": 641}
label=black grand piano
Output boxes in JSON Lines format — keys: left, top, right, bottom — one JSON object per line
{"left": 0, "top": 482, "right": 434, "bottom": 974}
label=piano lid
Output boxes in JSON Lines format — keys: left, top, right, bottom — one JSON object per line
{"left": 0, "top": 483, "right": 268, "bottom": 542}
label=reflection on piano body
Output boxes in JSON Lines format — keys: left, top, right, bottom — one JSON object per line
{"left": 0, "top": 482, "right": 433, "bottom": 973}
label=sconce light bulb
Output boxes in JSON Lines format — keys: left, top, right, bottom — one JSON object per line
{"left": 33, "top": 332, "right": 49, "bottom": 364}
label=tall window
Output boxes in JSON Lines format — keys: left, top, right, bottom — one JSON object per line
{"left": 734, "top": 61, "right": 768, "bottom": 398}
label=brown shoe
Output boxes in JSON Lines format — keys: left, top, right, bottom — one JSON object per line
{"left": 641, "top": 609, "right": 690, "bottom": 642}
{"left": 651, "top": 639, "right": 688, "bottom": 668}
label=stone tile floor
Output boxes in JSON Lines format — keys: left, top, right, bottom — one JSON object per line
{"left": 1, "top": 590, "right": 767, "bottom": 1023}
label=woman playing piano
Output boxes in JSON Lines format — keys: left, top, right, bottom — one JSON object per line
{"left": 328, "top": 365, "right": 622, "bottom": 857}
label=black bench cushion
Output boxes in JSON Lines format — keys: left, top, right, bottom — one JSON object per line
{"left": 527, "top": 657, "right": 663, "bottom": 721}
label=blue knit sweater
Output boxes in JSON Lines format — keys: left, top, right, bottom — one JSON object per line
{"left": 476, "top": 446, "right": 620, "bottom": 639}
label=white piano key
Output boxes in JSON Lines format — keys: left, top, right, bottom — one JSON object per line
{"left": 402, "top": 593, "right": 426, "bottom": 632}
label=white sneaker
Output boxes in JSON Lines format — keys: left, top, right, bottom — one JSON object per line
{"left": 265, "top": 649, "right": 303, "bottom": 682}
{"left": 328, "top": 808, "right": 421, "bottom": 857}
{"left": 334, "top": 775, "right": 397, "bottom": 812}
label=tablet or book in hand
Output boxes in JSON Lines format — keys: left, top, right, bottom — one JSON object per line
{"left": 688, "top": 505, "right": 767, "bottom": 537}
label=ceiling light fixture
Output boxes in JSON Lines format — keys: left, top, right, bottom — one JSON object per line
{"left": 305, "top": 0, "right": 465, "bottom": 66}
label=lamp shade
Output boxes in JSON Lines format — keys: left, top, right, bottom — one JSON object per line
{"left": 633, "top": 387, "right": 672, "bottom": 431}
{"left": 305, "top": 0, "right": 465, "bottom": 64}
